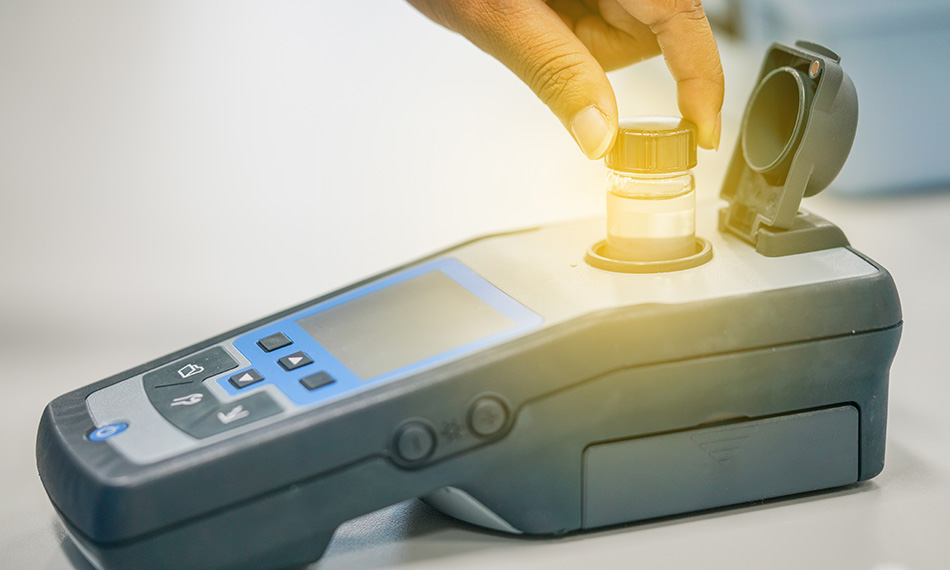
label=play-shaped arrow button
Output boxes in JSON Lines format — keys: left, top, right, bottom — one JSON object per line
{"left": 228, "top": 369, "right": 264, "bottom": 389}
{"left": 278, "top": 351, "right": 313, "bottom": 371}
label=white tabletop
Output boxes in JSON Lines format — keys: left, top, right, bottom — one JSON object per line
{"left": 1, "top": 3, "right": 948, "bottom": 569}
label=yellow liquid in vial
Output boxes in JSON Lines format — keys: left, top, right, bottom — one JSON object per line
{"left": 605, "top": 173, "right": 695, "bottom": 262}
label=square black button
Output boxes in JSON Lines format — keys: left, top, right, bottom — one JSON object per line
{"left": 278, "top": 351, "right": 313, "bottom": 371}
{"left": 229, "top": 369, "right": 264, "bottom": 389}
{"left": 258, "top": 332, "right": 292, "bottom": 353}
{"left": 300, "top": 371, "right": 335, "bottom": 391}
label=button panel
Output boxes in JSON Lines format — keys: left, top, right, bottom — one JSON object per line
{"left": 216, "top": 263, "right": 537, "bottom": 410}
{"left": 124, "top": 259, "right": 542, "bottom": 450}
{"left": 143, "top": 347, "right": 283, "bottom": 439}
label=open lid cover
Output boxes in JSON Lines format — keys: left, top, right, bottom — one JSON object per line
{"left": 720, "top": 41, "right": 858, "bottom": 245}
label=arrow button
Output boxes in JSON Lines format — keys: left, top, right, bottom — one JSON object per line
{"left": 278, "top": 351, "right": 313, "bottom": 371}
{"left": 229, "top": 369, "right": 264, "bottom": 389}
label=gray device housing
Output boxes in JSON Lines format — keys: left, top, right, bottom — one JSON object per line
{"left": 35, "top": 218, "right": 902, "bottom": 570}
{"left": 36, "top": 42, "right": 902, "bottom": 570}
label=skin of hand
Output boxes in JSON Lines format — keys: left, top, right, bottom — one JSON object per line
{"left": 407, "top": 0, "right": 724, "bottom": 158}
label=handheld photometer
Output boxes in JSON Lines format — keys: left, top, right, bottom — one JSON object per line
{"left": 37, "top": 42, "right": 901, "bottom": 570}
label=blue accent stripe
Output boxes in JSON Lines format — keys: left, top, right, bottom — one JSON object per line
{"left": 217, "top": 258, "right": 542, "bottom": 408}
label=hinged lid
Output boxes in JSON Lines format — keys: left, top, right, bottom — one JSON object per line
{"left": 719, "top": 41, "right": 858, "bottom": 248}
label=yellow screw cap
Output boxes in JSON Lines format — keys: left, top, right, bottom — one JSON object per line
{"left": 605, "top": 117, "right": 697, "bottom": 174}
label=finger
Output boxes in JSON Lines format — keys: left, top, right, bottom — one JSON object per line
{"left": 406, "top": 0, "right": 456, "bottom": 31}
{"left": 617, "top": 0, "right": 724, "bottom": 149}
{"left": 409, "top": 0, "right": 619, "bottom": 159}
{"left": 546, "top": 0, "right": 594, "bottom": 26}
{"left": 570, "top": 14, "right": 658, "bottom": 71}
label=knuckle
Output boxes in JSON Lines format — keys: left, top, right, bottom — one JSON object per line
{"left": 651, "top": 0, "right": 708, "bottom": 31}
{"left": 521, "top": 44, "right": 589, "bottom": 107}
{"left": 455, "top": 0, "right": 531, "bottom": 31}
{"left": 444, "top": 0, "right": 597, "bottom": 110}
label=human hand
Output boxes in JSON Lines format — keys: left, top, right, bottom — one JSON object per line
{"left": 407, "top": 0, "right": 724, "bottom": 158}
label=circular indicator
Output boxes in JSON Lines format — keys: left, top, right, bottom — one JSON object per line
{"left": 394, "top": 422, "right": 436, "bottom": 462}
{"left": 88, "top": 423, "right": 128, "bottom": 442}
{"left": 468, "top": 396, "right": 509, "bottom": 437}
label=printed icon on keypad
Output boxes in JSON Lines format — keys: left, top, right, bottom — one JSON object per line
{"left": 177, "top": 363, "right": 205, "bottom": 379}
{"left": 170, "top": 393, "right": 204, "bottom": 407}
{"left": 218, "top": 405, "right": 250, "bottom": 424}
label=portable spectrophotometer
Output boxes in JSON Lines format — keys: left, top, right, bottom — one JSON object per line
{"left": 36, "top": 41, "right": 902, "bottom": 570}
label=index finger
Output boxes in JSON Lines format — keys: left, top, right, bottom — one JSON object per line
{"left": 619, "top": 0, "right": 724, "bottom": 149}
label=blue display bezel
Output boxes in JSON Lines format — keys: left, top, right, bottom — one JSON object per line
{"left": 217, "top": 258, "right": 543, "bottom": 408}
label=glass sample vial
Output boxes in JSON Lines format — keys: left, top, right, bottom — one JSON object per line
{"left": 604, "top": 117, "right": 697, "bottom": 262}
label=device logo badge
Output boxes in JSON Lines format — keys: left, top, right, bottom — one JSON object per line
{"left": 177, "top": 363, "right": 205, "bottom": 379}
{"left": 88, "top": 423, "right": 128, "bottom": 442}
{"left": 170, "top": 393, "right": 204, "bottom": 407}
{"left": 218, "top": 405, "right": 250, "bottom": 425}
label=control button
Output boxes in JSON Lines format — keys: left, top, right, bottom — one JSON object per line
{"left": 176, "top": 363, "right": 204, "bottom": 379}
{"left": 185, "top": 392, "right": 282, "bottom": 438}
{"left": 217, "top": 405, "right": 250, "bottom": 424}
{"left": 229, "top": 369, "right": 264, "bottom": 389}
{"left": 300, "top": 371, "right": 335, "bottom": 391}
{"left": 143, "top": 347, "right": 238, "bottom": 390}
{"left": 148, "top": 383, "right": 218, "bottom": 428}
{"left": 170, "top": 393, "right": 205, "bottom": 407}
{"left": 394, "top": 422, "right": 436, "bottom": 462}
{"left": 88, "top": 423, "right": 128, "bottom": 442}
{"left": 468, "top": 396, "right": 508, "bottom": 437}
{"left": 278, "top": 351, "right": 313, "bottom": 371}
{"left": 258, "top": 332, "right": 293, "bottom": 353}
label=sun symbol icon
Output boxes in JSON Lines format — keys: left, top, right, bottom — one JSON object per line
{"left": 440, "top": 420, "right": 463, "bottom": 442}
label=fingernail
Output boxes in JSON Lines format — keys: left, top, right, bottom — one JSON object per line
{"left": 713, "top": 112, "right": 722, "bottom": 151}
{"left": 570, "top": 105, "right": 613, "bottom": 159}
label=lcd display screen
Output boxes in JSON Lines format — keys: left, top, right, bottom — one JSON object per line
{"left": 296, "top": 270, "right": 517, "bottom": 379}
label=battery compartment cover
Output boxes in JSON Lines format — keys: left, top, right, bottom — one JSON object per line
{"left": 583, "top": 405, "right": 858, "bottom": 528}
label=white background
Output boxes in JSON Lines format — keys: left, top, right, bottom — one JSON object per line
{"left": 1, "top": 2, "right": 948, "bottom": 569}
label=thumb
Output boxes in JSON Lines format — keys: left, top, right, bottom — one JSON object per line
{"left": 417, "top": 0, "right": 618, "bottom": 159}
